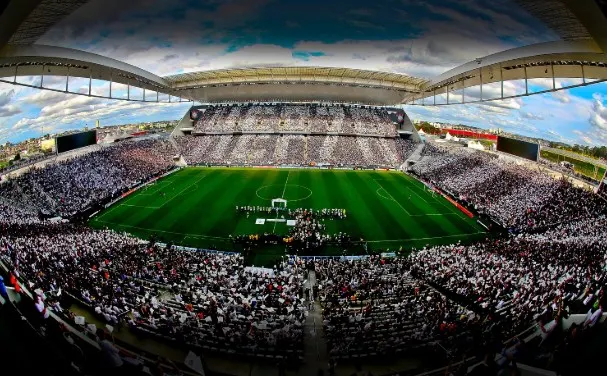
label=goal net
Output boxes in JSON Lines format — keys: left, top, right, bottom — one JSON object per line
{"left": 271, "top": 198, "right": 287, "bottom": 209}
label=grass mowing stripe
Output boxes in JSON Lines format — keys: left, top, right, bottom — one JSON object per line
{"left": 372, "top": 178, "right": 411, "bottom": 215}
{"left": 381, "top": 173, "right": 436, "bottom": 216}
{"left": 349, "top": 171, "right": 410, "bottom": 241}
{"left": 90, "top": 167, "right": 487, "bottom": 265}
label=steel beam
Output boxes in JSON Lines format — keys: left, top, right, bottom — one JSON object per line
{"left": 524, "top": 64, "right": 528, "bottom": 95}
{"left": 479, "top": 68, "right": 483, "bottom": 101}
{"left": 500, "top": 63, "right": 504, "bottom": 99}
{"left": 65, "top": 66, "right": 69, "bottom": 92}
{"left": 405, "top": 78, "right": 607, "bottom": 106}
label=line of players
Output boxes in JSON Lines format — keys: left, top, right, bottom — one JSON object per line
{"left": 235, "top": 206, "right": 347, "bottom": 219}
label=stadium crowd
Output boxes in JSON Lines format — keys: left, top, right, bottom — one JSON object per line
{"left": 0, "top": 138, "right": 176, "bottom": 216}
{"left": 1, "top": 131, "right": 606, "bottom": 375}
{"left": 411, "top": 143, "right": 606, "bottom": 231}
{"left": 0, "top": 221, "right": 307, "bottom": 357}
{"left": 175, "top": 134, "right": 408, "bottom": 167}
{"left": 192, "top": 104, "right": 397, "bottom": 136}
{"left": 316, "top": 256, "right": 483, "bottom": 359}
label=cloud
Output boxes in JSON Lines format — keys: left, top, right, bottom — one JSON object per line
{"left": 589, "top": 94, "right": 607, "bottom": 130}
{"left": 0, "top": 89, "right": 22, "bottom": 118}
{"left": 0, "top": 0, "right": 602, "bottom": 146}
{"left": 0, "top": 105, "right": 21, "bottom": 118}
{"left": 521, "top": 111, "right": 544, "bottom": 121}
{"left": 0, "top": 83, "right": 189, "bottom": 144}
{"left": 0, "top": 89, "right": 15, "bottom": 107}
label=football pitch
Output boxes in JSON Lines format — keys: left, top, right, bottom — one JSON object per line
{"left": 90, "top": 167, "right": 486, "bottom": 265}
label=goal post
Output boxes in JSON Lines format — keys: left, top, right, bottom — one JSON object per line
{"left": 271, "top": 198, "right": 287, "bottom": 209}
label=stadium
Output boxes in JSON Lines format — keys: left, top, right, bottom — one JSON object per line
{"left": 0, "top": 1, "right": 607, "bottom": 376}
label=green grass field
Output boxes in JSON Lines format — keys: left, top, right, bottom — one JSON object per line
{"left": 89, "top": 167, "right": 486, "bottom": 265}
{"left": 541, "top": 149, "right": 606, "bottom": 181}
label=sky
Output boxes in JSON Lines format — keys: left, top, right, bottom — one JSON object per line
{"left": 0, "top": 0, "right": 606, "bottom": 146}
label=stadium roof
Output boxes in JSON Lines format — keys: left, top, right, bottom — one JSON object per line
{"left": 165, "top": 67, "right": 428, "bottom": 91}
{"left": 0, "top": 0, "right": 606, "bottom": 105}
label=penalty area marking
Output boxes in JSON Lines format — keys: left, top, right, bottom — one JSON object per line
{"left": 157, "top": 173, "right": 209, "bottom": 209}
{"left": 94, "top": 173, "right": 206, "bottom": 215}
{"left": 93, "top": 219, "right": 228, "bottom": 240}
{"left": 375, "top": 188, "right": 458, "bottom": 217}
{"left": 373, "top": 180, "right": 411, "bottom": 215}
{"left": 139, "top": 179, "right": 176, "bottom": 196}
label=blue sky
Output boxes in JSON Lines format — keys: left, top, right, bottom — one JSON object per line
{"left": 0, "top": 0, "right": 606, "bottom": 146}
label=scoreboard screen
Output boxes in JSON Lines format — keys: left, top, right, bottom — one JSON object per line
{"left": 56, "top": 130, "right": 97, "bottom": 153}
{"left": 496, "top": 136, "right": 539, "bottom": 161}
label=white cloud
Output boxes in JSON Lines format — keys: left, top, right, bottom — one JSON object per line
{"left": 589, "top": 95, "right": 607, "bottom": 130}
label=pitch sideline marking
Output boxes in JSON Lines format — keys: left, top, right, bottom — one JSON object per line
{"left": 93, "top": 191, "right": 142, "bottom": 220}
{"left": 375, "top": 188, "right": 458, "bottom": 217}
{"left": 94, "top": 218, "right": 484, "bottom": 244}
{"left": 400, "top": 174, "right": 477, "bottom": 224}
{"left": 373, "top": 179, "right": 411, "bottom": 216}
{"left": 93, "top": 220, "right": 227, "bottom": 240}
{"left": 366, "top": 231, "right": 486, "bottom": 243}
{"left": 93, "top": 173, "right": 186, "bottom": 217}
{"left": 120, "top": 203, "right": 161, "bottom": 209}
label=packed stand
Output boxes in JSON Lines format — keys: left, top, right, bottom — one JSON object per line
{"left": 395, "top": 138, "right": 419, "bottom": 162}
{"left": 0, "top": 222, "right": 308, "bottom": 359}
{"left": 176, "top": 134, "right": 403, "bottom": 167}
{"left": 409, "top": 216, "right": 607, "bottom": 339}
{"left": 316, "top": 257, "right": 479, "bottom": 359}
{"left": 0, "top": 138, "right": 176, "bottom": 217}
{"left": 192, "top": 104, "right": 397, "bottom": 136}
{"left": 411, "top": 143, "right": 607, "bottom": 230}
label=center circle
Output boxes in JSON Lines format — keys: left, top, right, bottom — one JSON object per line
{"left": 256, "top": 184, "right": 313, "bottom": 202}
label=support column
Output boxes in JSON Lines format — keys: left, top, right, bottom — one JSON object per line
{"left": 479, "top": 68, "right": 483, "bottom": 101}
{"left": 524, "top": 65, "right": 528, "bottom": 95}
{"left": 500, "top": 63, "right": 504, "bottom": 99}
{"left": 581, "top": 63, "right": 586, "bottom": 84}
{"left": 41, "top": 64, "right": 45, "bottom": 87}
{"left": 65, "top": 67, "right": 70, "bottom": 92}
